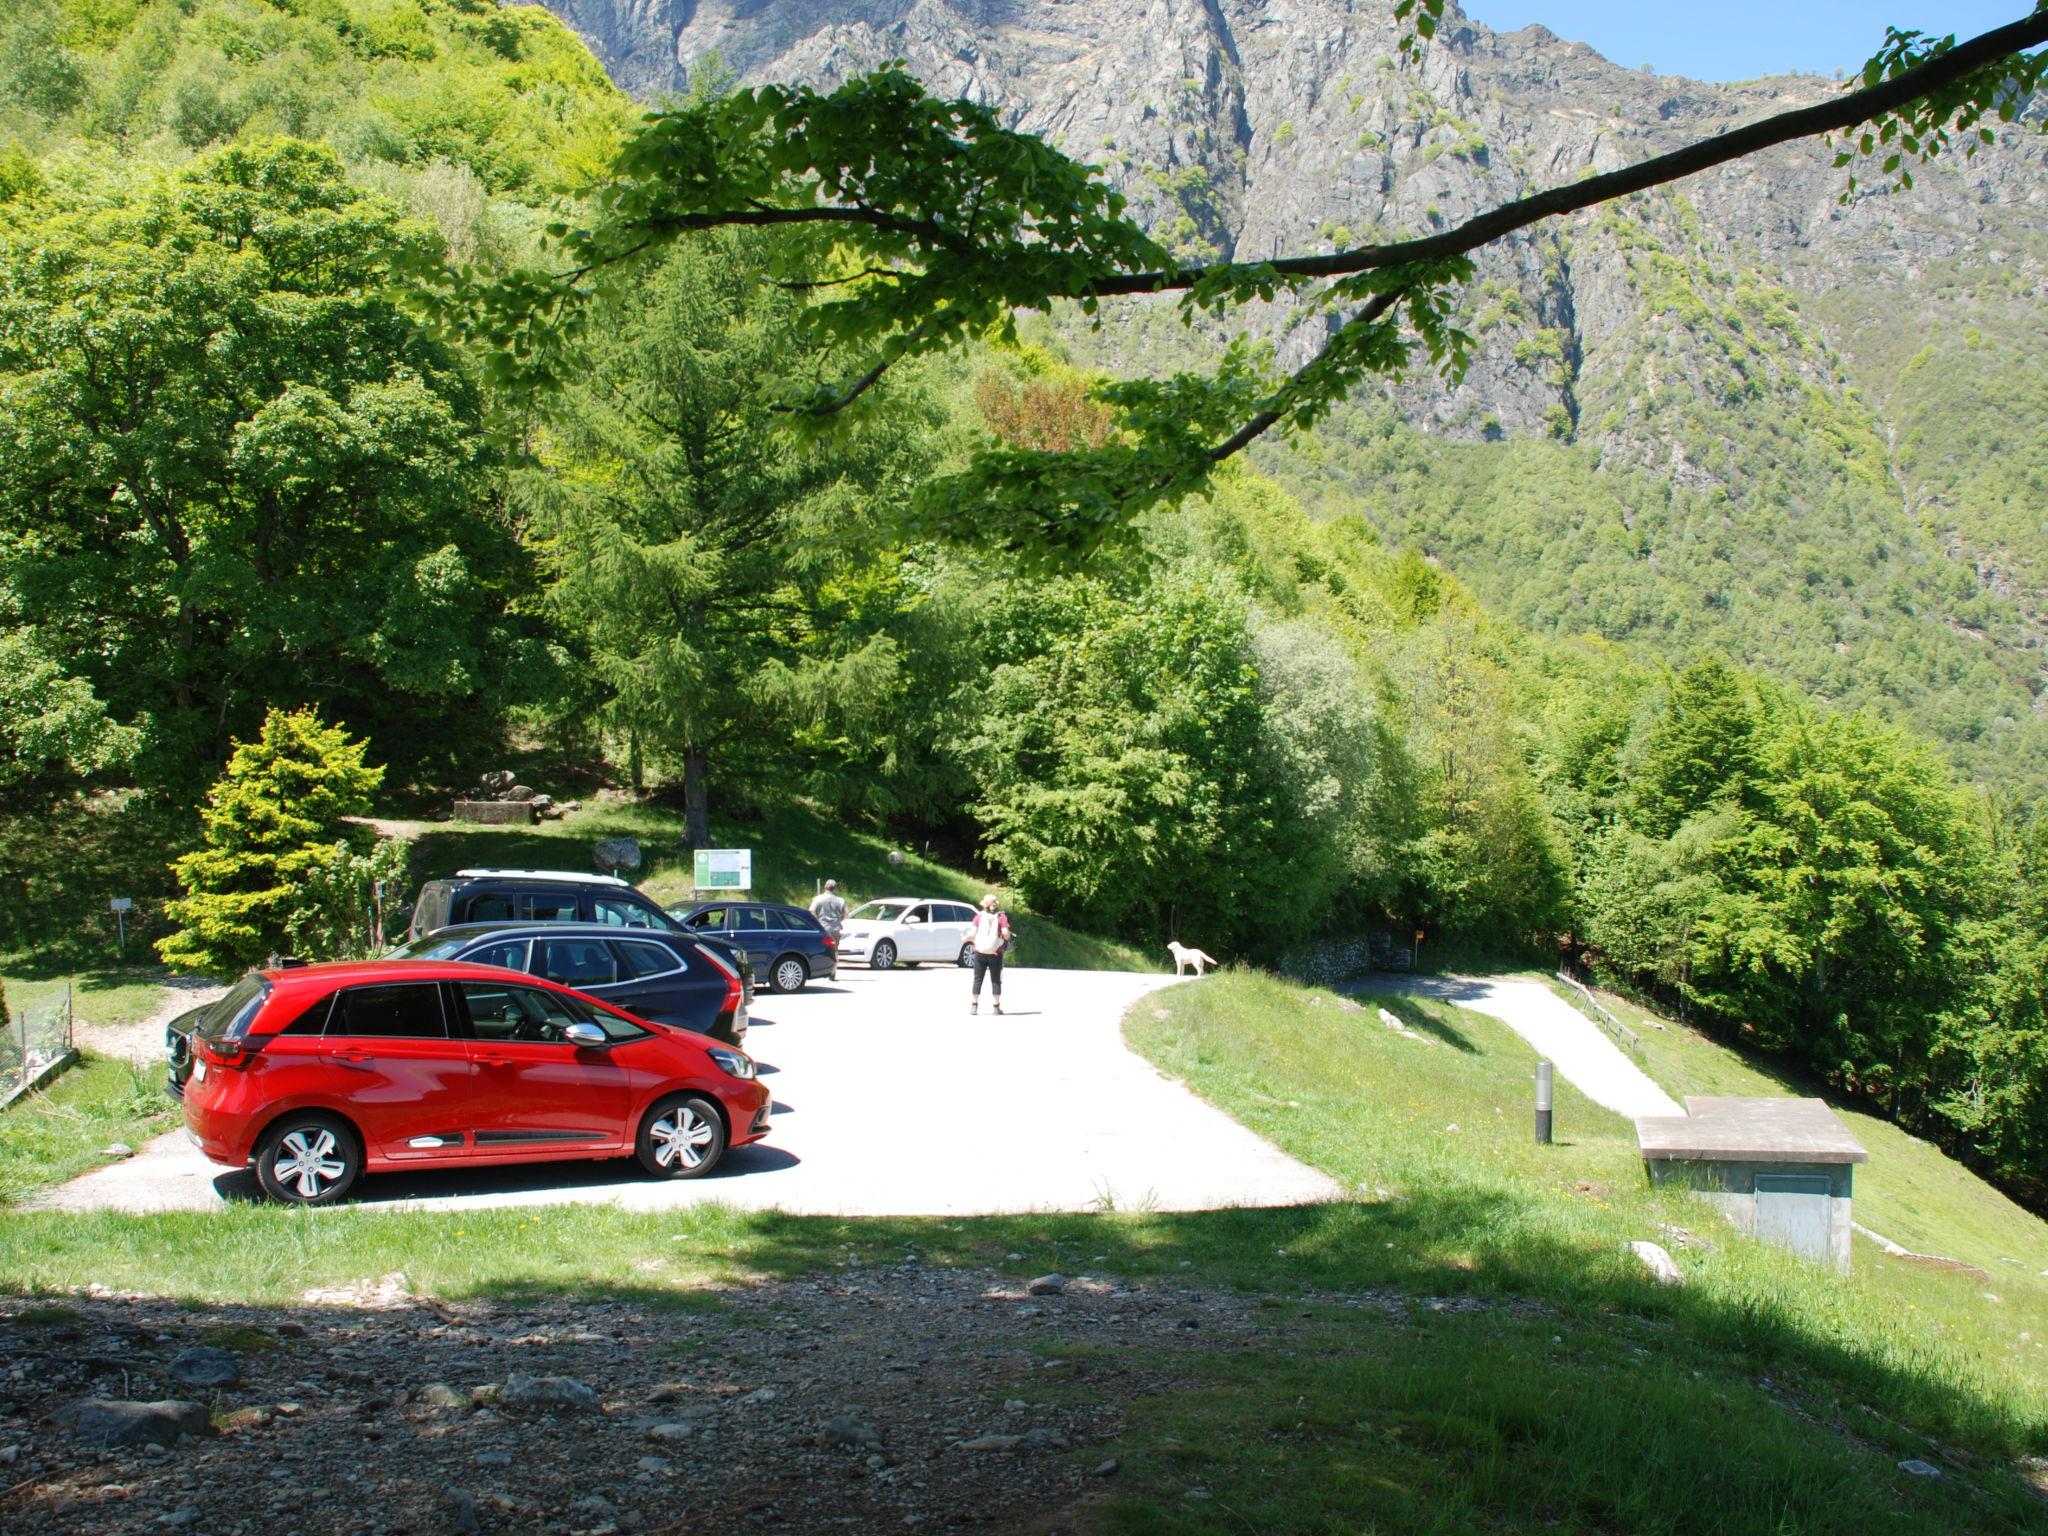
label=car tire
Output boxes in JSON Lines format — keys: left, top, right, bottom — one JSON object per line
{"left": 254, "top": 1113, "right": 360, "bottom": 1206}
{"left": 636, "top": 1093, "right": 727, "bottom": 1179}
{"left": 870, "top": 940, "right": 897, "bottom": 971}
{"left": 770, "top": 954, "right": 809, "bottom": 994}
{"left": 957, "top": 942, "right": 974, "bottom": 968}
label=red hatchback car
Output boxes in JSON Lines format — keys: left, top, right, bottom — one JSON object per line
{"left": 168, "top": 960, "right": 771, "bottom": 1204}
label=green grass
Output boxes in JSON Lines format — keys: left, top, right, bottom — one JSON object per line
{"left": 0, "top": 1053, "right": 175, "bottom": 1206}
{"left": 1104, "top": 972, "right": 2048, "bottom": 1533}
{"left": 5, "top": 968, "right": 180, "bottom": 1034}
{"left": 1547, "top": 977, "right": 2048, "bottom": 1280}
{"left": 391, "top": 797, "right": 1151, "bottom": 971}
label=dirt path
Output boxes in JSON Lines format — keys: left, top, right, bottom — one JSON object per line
{"left": 1350, "top": 973, "right": 1681, "bottom": 1121}
{"left": 72, "top": 979, "right": 226, "bottom": 1066}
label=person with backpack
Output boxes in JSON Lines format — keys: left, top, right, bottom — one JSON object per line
{"left": 968, "top": 892, "right": 1012, "bottom": 1015}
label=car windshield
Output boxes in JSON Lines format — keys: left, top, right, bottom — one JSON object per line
{"left": 195, "top": 974, "right": 270, "bottom": 1041}
{"left": 848, "top": 901, "right": 912, "bottom": 923}
{"left": 383, "top": 933, "right": 473, "bottom": 961}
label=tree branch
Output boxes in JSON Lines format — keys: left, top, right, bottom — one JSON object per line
{"left": 1203, "top": 290, "right": 1406, "bottom": 463}
{"left": 1082, "top": 9, "right": 2048, "bottom": 298}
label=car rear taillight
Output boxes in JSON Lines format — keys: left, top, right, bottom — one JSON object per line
{"left": 195, "top": 1035, "right": 252, "bottom": 1069}
{"left": 822, "top": 934, "right": 837, "bottom": 949}
{"left": 697, "top": 946, "right": 745, "bottom": 1015}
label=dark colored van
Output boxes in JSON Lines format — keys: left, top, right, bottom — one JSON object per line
{"left": 408, "top": 869, "right": 681, "bottom": 942}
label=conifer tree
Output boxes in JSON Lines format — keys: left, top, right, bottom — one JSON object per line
{"left": 158, "top": 710, "right": 386, "bottom": 978}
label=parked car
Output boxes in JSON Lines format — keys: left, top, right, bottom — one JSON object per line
{"left": 669, "top": 901, "right": 837, "bottom": 993}
{"left": 166, "top": 960, "right": 769, "bottom": 1205}
{"left": 407, "top": 869, "right": 681, "bottom": 941}
{"left": 833, "top": 897, "right": 978, "bottom": 971}
{"left": 385, "top": 922, "right": 752, "bottom": 1044}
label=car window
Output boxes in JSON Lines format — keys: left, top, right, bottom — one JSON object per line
{"left": 535, "top": 938, "right": 617, "bottom": 989}
{"left": 903, "top": 905, "right": 931, "bottom": 924}
{"left": 520, "top": 892, "right": 581, "bottom": 923}
{"left": 332, "top": 983, "right": 447, "bottom": 1039}
{"left": 849, "top": 901, "right": 910, "bottom": 923}
{"left": 465, "top": 938, "right": 530, "bottom": 972}
{"left": 686, "top": 907, "right": 725, "bottom": 930}
{"left": 613, "top": 939, "right": 682, "bottom": 980}
{"left": 592, "top": 896, "right": 660, "bottom": 929}
{"left": 196, "top": 975, "right": 270, "bottom": 1041}
{"left": 938, "top": 904, "right": 975, "bottom": 924}
{"left": 770, "top": 908, "right": 813, "bottom": 932}
{"left": 459, "top": 983, "right": 633, "bottom": 1043}
{"left": 275, "top": 995, "right": 334, "bottom": 1037}
{"left": 463, "top": 892, "right": 517, "bottom": 923}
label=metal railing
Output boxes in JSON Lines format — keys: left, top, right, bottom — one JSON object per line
{"left": 1556, "top": 969, "right": 1645, "bottom": 1056}
{"left": 2, "top": 984, "right": 76, "bottom": 1107}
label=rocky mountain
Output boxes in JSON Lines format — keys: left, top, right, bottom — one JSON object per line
{"left": 531, "top": 0, "right": 2048, "bottom": 790}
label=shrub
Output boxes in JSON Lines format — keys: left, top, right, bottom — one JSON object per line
{"left": 157, "top": 708, "right": 388, "bottom": 978}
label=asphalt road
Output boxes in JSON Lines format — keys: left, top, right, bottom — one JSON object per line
{"left": 1350, "top": 973, "right": 1682, "bottom": 1120}
{"left": 40, "top": 965, "right": 1343, "bottom": 1217}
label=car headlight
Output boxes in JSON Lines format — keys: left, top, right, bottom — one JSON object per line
{"left": 707, "top": 1048, "right": 756, "bottom": 1080}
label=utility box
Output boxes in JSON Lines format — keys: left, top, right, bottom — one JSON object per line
{"left": 1635, "top": 1097, "right": 1867, "bottom": 1273}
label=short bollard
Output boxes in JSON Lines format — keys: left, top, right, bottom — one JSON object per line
{"left": 1535, "top": 1059, "right": 1554, "bottom": 1145}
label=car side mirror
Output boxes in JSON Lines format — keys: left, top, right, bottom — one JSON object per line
{"left": 563, "top": 1023, "right": 608, "bottom": 1047}
{"left": 904, "top": 915, "right": 921, "bottom": 924}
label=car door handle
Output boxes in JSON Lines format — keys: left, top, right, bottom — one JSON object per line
{"left": 477, "top": 1054, "right": 512, "bottom": 1068}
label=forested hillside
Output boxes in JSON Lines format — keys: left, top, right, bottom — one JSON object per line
{"left": 540, "top": 0, "right": 2048, "bottom": 798}
{"left": 2, "top": 0, "right": 2046, "bottom": 1209}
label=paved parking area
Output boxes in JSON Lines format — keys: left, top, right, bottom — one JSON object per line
{"left": 40, "top": 966, "right": 1343, "bottom": 1216}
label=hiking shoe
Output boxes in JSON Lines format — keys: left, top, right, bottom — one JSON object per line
{"left": 969, "top": 1002, "right": 978, "bottom": 1016}
{"left": 992, "top": 1001, "right": 1003, "bottom": 1014}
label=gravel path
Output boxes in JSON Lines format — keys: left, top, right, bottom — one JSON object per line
{"left": 1349, "top": 973, "right": 1681, "bottom": 1121}
{"left": 42, "top": 966, "right": 1343, "bottom": 1216}
{"left": 72, "top": 979, "right": 227, "bottom": 1066}
{"left": 0, "top": 1267, "right": 1283, "bottom": 1535}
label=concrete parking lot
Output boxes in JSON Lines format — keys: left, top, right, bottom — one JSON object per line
{"left": 40, "top": 965, "right": 1343, "bottom": 1216}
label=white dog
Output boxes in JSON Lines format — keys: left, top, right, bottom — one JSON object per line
{"left": 1168, "top": 941, "right": 1219, "bottom": 977}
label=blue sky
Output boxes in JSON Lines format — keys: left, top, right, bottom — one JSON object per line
{"left": 1461, "top": 2, "right": 2023, "bottom": 82}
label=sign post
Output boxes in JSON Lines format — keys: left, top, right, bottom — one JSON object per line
{"left": 692, "top": 849, "right": 753, "bottom": 892}
{"left": 110, "top": 897, "right": 133, "bottom": 953}
{"left": 1535, "top": 1059, "right": 1554, "bottom": 1145}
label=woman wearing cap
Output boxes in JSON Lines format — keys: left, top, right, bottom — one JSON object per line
{"left": 968, "top": 893, "right": 1012, "bottom": 1015}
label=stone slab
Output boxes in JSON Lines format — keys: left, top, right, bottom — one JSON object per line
{"left": 1635, "top": 1096, "right": 1867, "bottom": 1164}
{"left": 452, "top": 799, "right": 536, "bottom": 825}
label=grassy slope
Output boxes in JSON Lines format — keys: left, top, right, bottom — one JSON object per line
{"left": 1550, "top": 976, "right": 2048, "bottom": 1280}
{"left": 383, "top": 796, "right": 1151, "bottom": 972}
{"left": 0, "top": 1053, "right": 174, "bottom": 1205}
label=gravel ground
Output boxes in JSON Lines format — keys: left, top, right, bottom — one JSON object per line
{"left": 73, "top": 982, "right": 227, "bottom": 1067}
{"left": 1, "top": 1264, "right": 1272, "bottom": 1535}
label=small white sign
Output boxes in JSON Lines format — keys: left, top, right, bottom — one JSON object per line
{"left": 109, "top": 897, "right": 134, "bottom": 913}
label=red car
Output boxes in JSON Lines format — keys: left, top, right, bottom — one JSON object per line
{"left": 166, "top": 960, "right": 771, "bottom": 1205}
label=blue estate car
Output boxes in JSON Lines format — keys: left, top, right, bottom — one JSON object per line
{"left": 669, "top": 901, "right": 838, "bottom": 994}
{"left": 385, "top": 922, "right": 751, "bottom": 1044}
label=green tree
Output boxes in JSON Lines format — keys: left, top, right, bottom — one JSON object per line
{"left": 459, "top": 11, "right": 2048, "bottom": 554}
{"left": 0, "top": 137, "right": 531, "bottom": 788}
{"left": 1628, "top": 657, "right": 1761, "bottom": 838}
{"left": 522, "top": 230, "right": 942, "bottom": 845}
{"left": 0, "top": 628, "right": 135, "bottom": 803}
{"left": 158, "top": 707, "right": 386, "bottom": 978}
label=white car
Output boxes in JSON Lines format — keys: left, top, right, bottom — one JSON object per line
{"left": 835, "top": 898, "right": 979, "bottom": 971}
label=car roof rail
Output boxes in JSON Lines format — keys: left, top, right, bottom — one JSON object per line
{"left": 453, "top": 868, "right": 633, "bottom": 887}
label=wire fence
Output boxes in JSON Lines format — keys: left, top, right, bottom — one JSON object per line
{"left": 2, "top": 984, "right": 76, "bottom": 1106}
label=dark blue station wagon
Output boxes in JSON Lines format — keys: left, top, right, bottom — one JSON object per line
{"left": 386, "top": 923, "right": 751, "bottom": 1044}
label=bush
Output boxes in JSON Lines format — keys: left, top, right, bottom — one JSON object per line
{"left": 157, "top": 708, "right": 388, "bottom": 978}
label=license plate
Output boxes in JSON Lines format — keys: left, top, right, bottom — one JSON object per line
{"left": 193, "top": 1059, "right": 208, "bottom": 1083}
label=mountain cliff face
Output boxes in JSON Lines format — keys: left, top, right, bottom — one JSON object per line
{"left": 530, "top": 0, "right": 2048, "bottom": 789}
